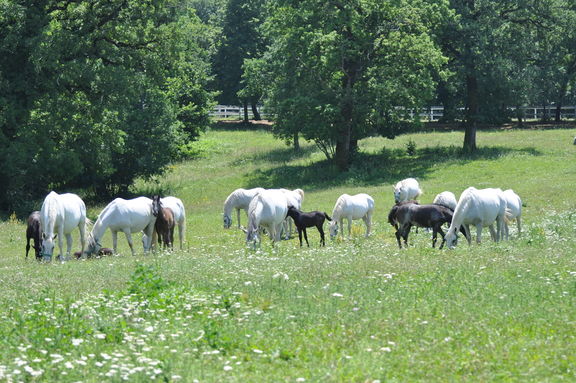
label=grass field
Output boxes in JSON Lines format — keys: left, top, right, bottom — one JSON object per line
{"left": 0, "top": 125, "right": 575, "bottom": 382}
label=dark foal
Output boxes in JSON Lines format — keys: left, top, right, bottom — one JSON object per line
{"left": 153, "top": 195, "right": 175, "bottom": 249}
{"left": 25, "top": 211, "right": 42, "bottom": 260}
{"left": 388, "top": 203, "right": 467, "bottom": 249}
{"left": 74, "top": 247, "right": 113, "bottom": 259}
{"left": 286, "top": 206, "right": 332, "bottom": 247}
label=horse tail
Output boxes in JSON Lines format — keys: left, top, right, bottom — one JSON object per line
{"left": 324, "top": 212, "right": 332, "bottom": 221}
{"left": 387, "top": 205, "right": 398, "bottom": 226}
{"left": 504, "top": 207, "right": 513, "bottom": 223}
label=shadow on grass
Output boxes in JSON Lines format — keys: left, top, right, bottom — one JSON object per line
{"left": 211, "top": 120, "right": 272, "bottom": 132}
{"left": 245, "top": 145, "right": 543, "bottom": 191}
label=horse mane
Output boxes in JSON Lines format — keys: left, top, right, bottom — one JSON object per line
{"left": 294, "top": 188, "right": 304, "bottom": 202}
{"left": 449, "top": 187, "right": 476, "bottom": 231}
{"left": 331, "top": 194, "right": 348, "bottom": 219}
{"left": 41, "top": 192, "right": 59, "bottom": 234}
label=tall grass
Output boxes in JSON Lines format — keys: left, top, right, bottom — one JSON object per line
{"left": 0, "top": 126, "right": 575, "bottom": 381}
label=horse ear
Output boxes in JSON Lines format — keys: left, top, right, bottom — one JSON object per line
{"left": 42, "top": 233, "right": 46, "bottom": 240}
{"left": 53, "top": 234, "right": 57, "bottom": 239}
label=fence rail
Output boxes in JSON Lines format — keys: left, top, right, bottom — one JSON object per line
{"left": 212, "top": 105, "right": 576, "bottom": 121}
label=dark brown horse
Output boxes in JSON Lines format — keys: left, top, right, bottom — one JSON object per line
{"left": 286, "top": 206, "right": 331, "bottom": 247}
{"left": 26, "top": 211, "right": 42, "bottom": 260}
{"left": 388, "top": 202, "right": 468, "bottom": 249}
{"left": 153, "top": 195, "right": 175, "bottom": 249}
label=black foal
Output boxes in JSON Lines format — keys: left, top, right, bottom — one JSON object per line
{"left": 286, "top": 206, "right": 332, "bottom": 247}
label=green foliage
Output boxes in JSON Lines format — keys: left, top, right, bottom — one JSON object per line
{"left": 260, "top": 0, "right": 449, "bottom": 167}
{"left": 0, "top": 0, "right": 215, "bottom": 210}
{"left": 127, "top": 263, "right": 172, "bottom": 299}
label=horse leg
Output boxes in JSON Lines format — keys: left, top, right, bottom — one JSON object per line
{"left": 123, "top": 229, "right": 135, "bottom": 256}
{"left": 437, "top": 226, "right": 446, "bottom": 249}
{"left": 177, "top": 221, "right": 184, "bottom": 249}
{"left": 237, "top": 208, "right": 242, "bottom": 229}
{"left": 395, "top": 229, "right": 403, "bottom": 249}
{"left": 297, "top": 228, "right": 303, "bottom": 247}
{"left": 488, "top": 224, "right": 497, "bottom": 242}
{"left": 25, "top": 236, "right": 31, "bottom": 259}
{"left": 463, "top": 225, "right": 472, "bottom": 245}
{"left": 65, "top": 233, "right": 73, "bottom": 258}
{"left": 170, "top": 227, "right": 175, "bottom": 249}
{"left": 517, "top": 216, "right": 522, "bottom": 237}
{"left": 347, "top": 218, "right": 352, "bottom": 238}
{"left": 303, "top": 228, "right": 309, "bottom": 247}
{"left": 402, "top": 224, "right": 411, "bottom": 247}
{"left": 112, "top": 231, "right": 118, "bottom": 253}
{"left": 57, "top": 227, "right": 65, "bottom": 260}
{"left": 476, "top": 224, "right": 483, "bottom": 244}
{"left": 363, "top": 213, "right": 372, "bottom": 237}
{"left": 318, "top": 225, "right": 325, "bottom": 246}
{"left": 79, "top": 219, "right": 86, "bottom": 255}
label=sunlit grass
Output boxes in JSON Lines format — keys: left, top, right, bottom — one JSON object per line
{"left": 0, "top": 126, "right": 575, "bottom": 381}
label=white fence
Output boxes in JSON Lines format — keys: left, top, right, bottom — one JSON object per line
{"left": 212, "top": 105, "right": 576, "bottom": 121}
{"left": 211, "top": 105, "right": 267, "bottom": 120}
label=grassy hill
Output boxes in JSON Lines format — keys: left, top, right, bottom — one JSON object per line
{"left": 0, "top": 126, "right": 575, "bottom": 381}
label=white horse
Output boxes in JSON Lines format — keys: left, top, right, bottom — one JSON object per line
{"left": 329, "top": 193, "right": 375, "bottom": 239}
{"left": 40, "top": 191, "right": 88, "bottom": 260}
{"left": 223, "top": 188, "right": 265, "bottom": 229}
{"left": 394, "top": 178, "right": 422, "bottom": 203}
{"left": 502, "top": 189, "right": 522, "bottom": 239}
{"left": 246, "top": 189, "right": 289, "bottom": 247}
{"left": 86, "top": 197, "right": 158, "bottom": 256}
{"left": 433, "top": 191, "right": 457, "bottom": 210}
{"left": 445, "top": 187, "right": 507, "bottom": 248}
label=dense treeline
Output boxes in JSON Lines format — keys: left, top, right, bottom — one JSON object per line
{"left": 1, "top": 0, "right": 575, "bottom": 211}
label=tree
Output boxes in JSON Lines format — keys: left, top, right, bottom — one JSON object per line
{"left": 261, "top": 0, "right": 449, "bottom": 170}
{"left": 212, "top": 0, "right": 266, "bottom": 121}
{"left": 0, "top": 0, "right": 215, "bottom": 211}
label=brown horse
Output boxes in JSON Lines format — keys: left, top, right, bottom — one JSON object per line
{"left": 152, "top": 195, "right": 175, "bottom": 249}
{"left": 26, "top": 211, "right": 42, "bottom": 260}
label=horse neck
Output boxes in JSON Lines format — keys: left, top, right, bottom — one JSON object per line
{"left": 41, "top": 198, "right": 59, "bottom": 235}
{"left": 223, "top": 192, "right": 240, "bottom": 216}
{"left": 448, "top": 196, "right": 472, "bottom": 234}
{"left": 90, "top": 207, "right": 113, "bottom": 243}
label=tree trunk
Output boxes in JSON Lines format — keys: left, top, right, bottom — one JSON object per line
{"left": 335, "top": 126, "right": 351, "bottom": 171}
{"left": 516, "top": 105, "right": 523, "bottom": 128}
{"left": 463, "top": 74, "right": 478, "bottom": 152}
{"left": 293, "top": 132, "right": 300, "bottom": 151}
{"left": 243, "top": 101, "right": 249, "bottom": 123}
{"left": 555, "top": 104, "right": 562, "bottom": 123}
{"left": 251, "top": 100, "right": 261, "bottom": 121}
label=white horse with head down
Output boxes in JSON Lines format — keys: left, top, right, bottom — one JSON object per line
{"left": 86, "top": 197, "right": 159, "bottom": 256}
{"left": 223, "top": 188, "right": 265, "bottom": 229}
{"left": 246, "top": 189, "right": 288, "bottom": 247}
{"left": 433, "top": 191, "right": 457, "bottom": 210}
{"left": 329, "top": 193, "right": 375, "bottom": 239}
{"left": 445, "top": 187, "right": 507, "bottom": 248}
{"left": 502, "top": 189, "right": 522, "bottom": 239}
{"left": 394, "top": 178, "right": 422, "bottom": 203}
{"left": 40, "top": 191, "right": 89, "bottom": 260}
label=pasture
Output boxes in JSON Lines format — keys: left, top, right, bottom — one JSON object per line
{"left": 0, "top": 126, "right": 575, "bottom": 382}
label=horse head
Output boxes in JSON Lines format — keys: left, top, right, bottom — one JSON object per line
{"left": 41, "top": 232, "right": 57, "bottom": 257}
{"left": 85, "top": 233, "right": 102, "bottom": 256}
{"left": 246, "top": 227, "right": 260, "bottom": 248}
{"left": 223, "top": 214, "right": 232, "bottom": 229}
{"left": 152, "top": 195, "right": 162, "bottom": 217}
{"left": 445, "top": 231, "right": 458, "bottom": 249}
{"left": 329, "top": 221, "right": 338, "bottom": 239}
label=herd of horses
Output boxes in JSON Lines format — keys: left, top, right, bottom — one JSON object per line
{"left": 25, "top": 192, "right": 186, "bottom": 261}
{"left": 224, "top": 179, "right": 522, "bottom": 250}
{"left": 24, "top": 178, "right": 522, "bottom": 260}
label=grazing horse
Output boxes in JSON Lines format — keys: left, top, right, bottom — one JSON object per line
{"left": 388, "top": 202, "right": 466, "bottom": 249}
{"left": 432, "top": 191, "right": 457, "bottom": 211}
{"left": 286, "top": 206, "right": 331, "bottom": 247}
{"left": 223, "top": 188, "right": 265, "bottom": 229}
{"left": 25, "top": 211, "right": 42, "bottom": 260}
{"left": 394, "top": 178, "right": 422, "bottom": 203}
{"left": 246, "top": 189, "right": 288, "bottom": 248}
{"left": 444, "top": 187, "right": 507, "bottom": 248}
{"left": 502, "top": 189, "right": 522, "bottom": 239}
{"left": 329, "top": 193, "right": 375, "bottom": 239}
{"left": 85, "top": 197, "right": 158, "bottom": 256}
{"left": 152, "top": 195, "right": 175, "bottom": 249}
{"left": 40, "top": 191, "right": 88, "bottom": 260}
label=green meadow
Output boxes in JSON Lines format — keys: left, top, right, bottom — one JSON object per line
{"left": 0, "top": 126, "right": 575, "bottom": 382}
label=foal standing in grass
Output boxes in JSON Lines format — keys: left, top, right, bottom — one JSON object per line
{"left": 152, "top": 195, "right": 175, "bottom": 249}
{"left": 286, "top": 206, "right": 331, "bottom": 247}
